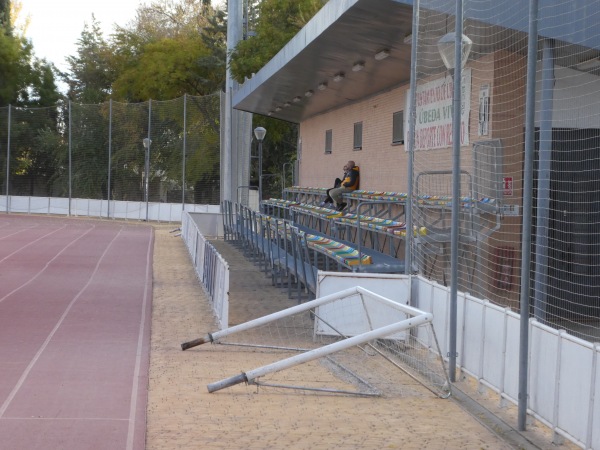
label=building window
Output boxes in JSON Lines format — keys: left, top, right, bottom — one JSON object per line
{"left": 392, "top": 111, "right": 404, "bottom": 145}
{"left": 325, "top": 129, "right": 332, "bottom": 154}
{"left": 353, "top": 122, "right": 363, "bottom": 150}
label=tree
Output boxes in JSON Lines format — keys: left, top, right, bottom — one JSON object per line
{"left": 0, "top": 27, "right": 23, "bottom": 105}
{"left": 109, "top": 1, "right": 226, "bottom": 101}
{"left": 111, "top": 37, "right": 215, "bottom": 101}
{"left": 61, "top": 16, "right": 114, "bottom": 104}
{"left": 229, "top": 0, "right": 325, "bottom": 198}
{"left": 229, "top": 0, "right": 325, "bottom": 83}
{"left": 0, "top": 0, "right": 10, "bottom": 29}
{"left": 0, "top": 1, "right": 62, "bottom": 198}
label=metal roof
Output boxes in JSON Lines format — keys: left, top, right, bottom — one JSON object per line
{"left": 232, "top": 0, "right": 600, "bottom": 124}
{"left": 232, "top": 0, "right": 414, "bottom": 124}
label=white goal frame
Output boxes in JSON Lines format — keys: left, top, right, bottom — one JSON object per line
{"left": 182, "top": 286, "right": 450, "bottom": 397}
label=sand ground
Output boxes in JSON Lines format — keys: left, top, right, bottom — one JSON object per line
{"left": 146, "top": 225, "right": 575, "bottom": 450}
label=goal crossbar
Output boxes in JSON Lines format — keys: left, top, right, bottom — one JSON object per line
{"left": 181, "top": 285, "right": 429, "bottom": 350}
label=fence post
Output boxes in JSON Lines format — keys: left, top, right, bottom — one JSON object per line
{"left": 405, "top": 0, "right": 420, "bottom": 277}
{"left": 182, "top": 93, "right": 187, "bottom": 210}
{"left": 108, "top": 99, "right": 113, "bottom": 219}
{"left": 5, "top": 105, "right": 11, "bottom": 213}
{"left": 68, "top": 101, "right": 72, "bottom": 216}
{"left": 146, "top": 100, "right": 152, "bottom": 221}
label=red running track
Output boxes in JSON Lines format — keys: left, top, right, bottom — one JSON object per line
{"left": 0, "top": 215, "right": 153, "bottom": 450}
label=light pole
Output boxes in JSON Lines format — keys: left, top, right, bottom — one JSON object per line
{"left": 143, "top": 137, "right": 152, "bottom": 221}
{"left": 437, "top": 24, "right": 472, "bottom": 382}
{"left": 254, "top": 126, "right": 266, "bottom": 206}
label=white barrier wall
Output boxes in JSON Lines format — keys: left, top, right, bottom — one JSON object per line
{"left": 181, "top": 212, "right": 229, "bottom": 329}
{"left": 415, "top": 275, "right": 600, "bottom": 450}
{"left": 1, "top": 195, "right": 220, "bottom": 222}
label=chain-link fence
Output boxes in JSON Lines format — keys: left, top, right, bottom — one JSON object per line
{"left": 0, "top": 93, "right": 221, "bottom": 217}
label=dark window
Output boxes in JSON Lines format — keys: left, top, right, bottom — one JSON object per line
{"left": 393, "top": 111, "right": 404, "bottom": 144}
{"left": 325, "top": 129, "right": 332, "bottom": 154}
{"left": 353, "top": 122, "right": 363, "bottom": 150}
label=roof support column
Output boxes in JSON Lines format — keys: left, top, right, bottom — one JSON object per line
{"left": 533, "top": 38, "right": 555, "bottom": 323}
{"left": 222, "top": 0, "right": 243, "bottom": 204}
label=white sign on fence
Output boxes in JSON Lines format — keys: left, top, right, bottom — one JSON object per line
{"left": 405, "top": 68, "right": 472, "bottom": 150}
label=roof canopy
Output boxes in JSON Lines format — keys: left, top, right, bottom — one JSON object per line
{"left": 233, "top": 0, "right": 600, "bottom": 124}
{"left": 233, "top": 0, "right": 414, "bottom": 123}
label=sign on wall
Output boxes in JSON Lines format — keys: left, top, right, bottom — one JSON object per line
{"left": 478, "top": 84, "right": 490, "bottom": 136}
{"left": 503, "top": 176, "right": 513, "bottom": 196}
{"left": 405, "top": 68, "right": 472, "bottom": 151}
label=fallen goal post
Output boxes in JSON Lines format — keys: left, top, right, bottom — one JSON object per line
{"left": 182, "top": 286, "right": 451, "bottom": 398}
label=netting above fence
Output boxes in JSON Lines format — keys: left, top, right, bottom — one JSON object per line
{"left": 409, "top": 0, "right": 600, "bottom": 341}
{"left": 0, "top": 93, "right": 222, "bottom": 208}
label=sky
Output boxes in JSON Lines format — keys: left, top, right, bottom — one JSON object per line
{"left": 19, "top": 0, "right": 145, "bottom": 72}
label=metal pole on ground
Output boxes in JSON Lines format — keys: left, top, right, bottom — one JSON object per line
{"left": 437, "top": 1, "right": 472, "bottom": 382}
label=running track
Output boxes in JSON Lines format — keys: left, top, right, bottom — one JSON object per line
{"left": 0, "top": 215, "right": 153, "bottom": 450}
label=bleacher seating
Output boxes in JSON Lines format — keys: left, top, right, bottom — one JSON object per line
{"left": 304, "top": 234, "right": 372, "bottom": 266}
{"left": 222, "top": 200, "right": 410, "bottom": 301}
{"left": 226, "top": 179, "right": 503, "bottom": 301}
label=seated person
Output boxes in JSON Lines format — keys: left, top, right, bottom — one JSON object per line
{"left": 329, "top": 160, "right": 360, "bottom": 211}
{"left": 320, "top": 178, "right": 342, "bottom": 208}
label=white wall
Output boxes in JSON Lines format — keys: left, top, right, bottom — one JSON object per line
{"left": 0, "top": 195, "right": 220, "bottom": 223}
{"left": 536, "top": 65, "right": 600, "bottom": 129}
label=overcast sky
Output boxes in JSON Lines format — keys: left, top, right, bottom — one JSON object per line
{"left": 19, "top": 0, "right": 144, "bottom": 72}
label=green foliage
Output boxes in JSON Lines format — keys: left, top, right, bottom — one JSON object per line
{"left": 230, "top": 0, "right": 325, "bottom": 197}
{"left": 54, "top": 3, "right": 227, "bottom": 200}
{"left": 27, "top": 59, "right": 61, "bottom": 107}
{"left": 0, "top": 27, "right": 22, "bottom": 104}
{"left": 0, "top": 0, "right": 10, "bottom": 29}
{"left": 0, "top": 11, "right": 62, "bottom": 194}
{"left": 112, "top": 37, "right": 214, "bottom": 101}
{"left": 253, "top": 115, "right": 298, "bottom": 198}
{"left": 109, "top": 1, "right": 226, "bottom": 102}
{"left": 229, "top": 0, "right": 325, "bottom": 83}
{"left": 0, "top": 25, "right": 59, "bottom": 107}
{"left": 1, "top": 0, "right": 325, "bottom": 202}
{"left": 61, "top": 17, "right": 115, "bottom": 104}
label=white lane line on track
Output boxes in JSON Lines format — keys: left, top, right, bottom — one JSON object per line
{"left": 0, "top": 223, "right": 39, "bottom": 241}
{"left": 0, "top": 221, "right": 23, "bottom": 231}
{"left": 0, "top": 225, "right": 65, "bottom": 264}
{"left": 126, "top": 227, "right": 154, "bottom": 450}
{"left": 0, "top": 225, "right": 96, "bottom": 305}
{"left": 0, "top": 225, "right": 125, "bottom": 418}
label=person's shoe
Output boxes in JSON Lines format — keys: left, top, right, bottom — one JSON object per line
{"left": 337, "top": 202, "right": 347, "bottom": 211}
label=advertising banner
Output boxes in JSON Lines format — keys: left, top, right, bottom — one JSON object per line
{"left": 406, "top": 68, "right": 471, "bottom": 151}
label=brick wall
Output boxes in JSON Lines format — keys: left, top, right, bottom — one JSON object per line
{"left": 298, "top": 57, "right": 502, "bottom": 193}
{"left": 299, "top": 85, "right": 412, "bottom": 192}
